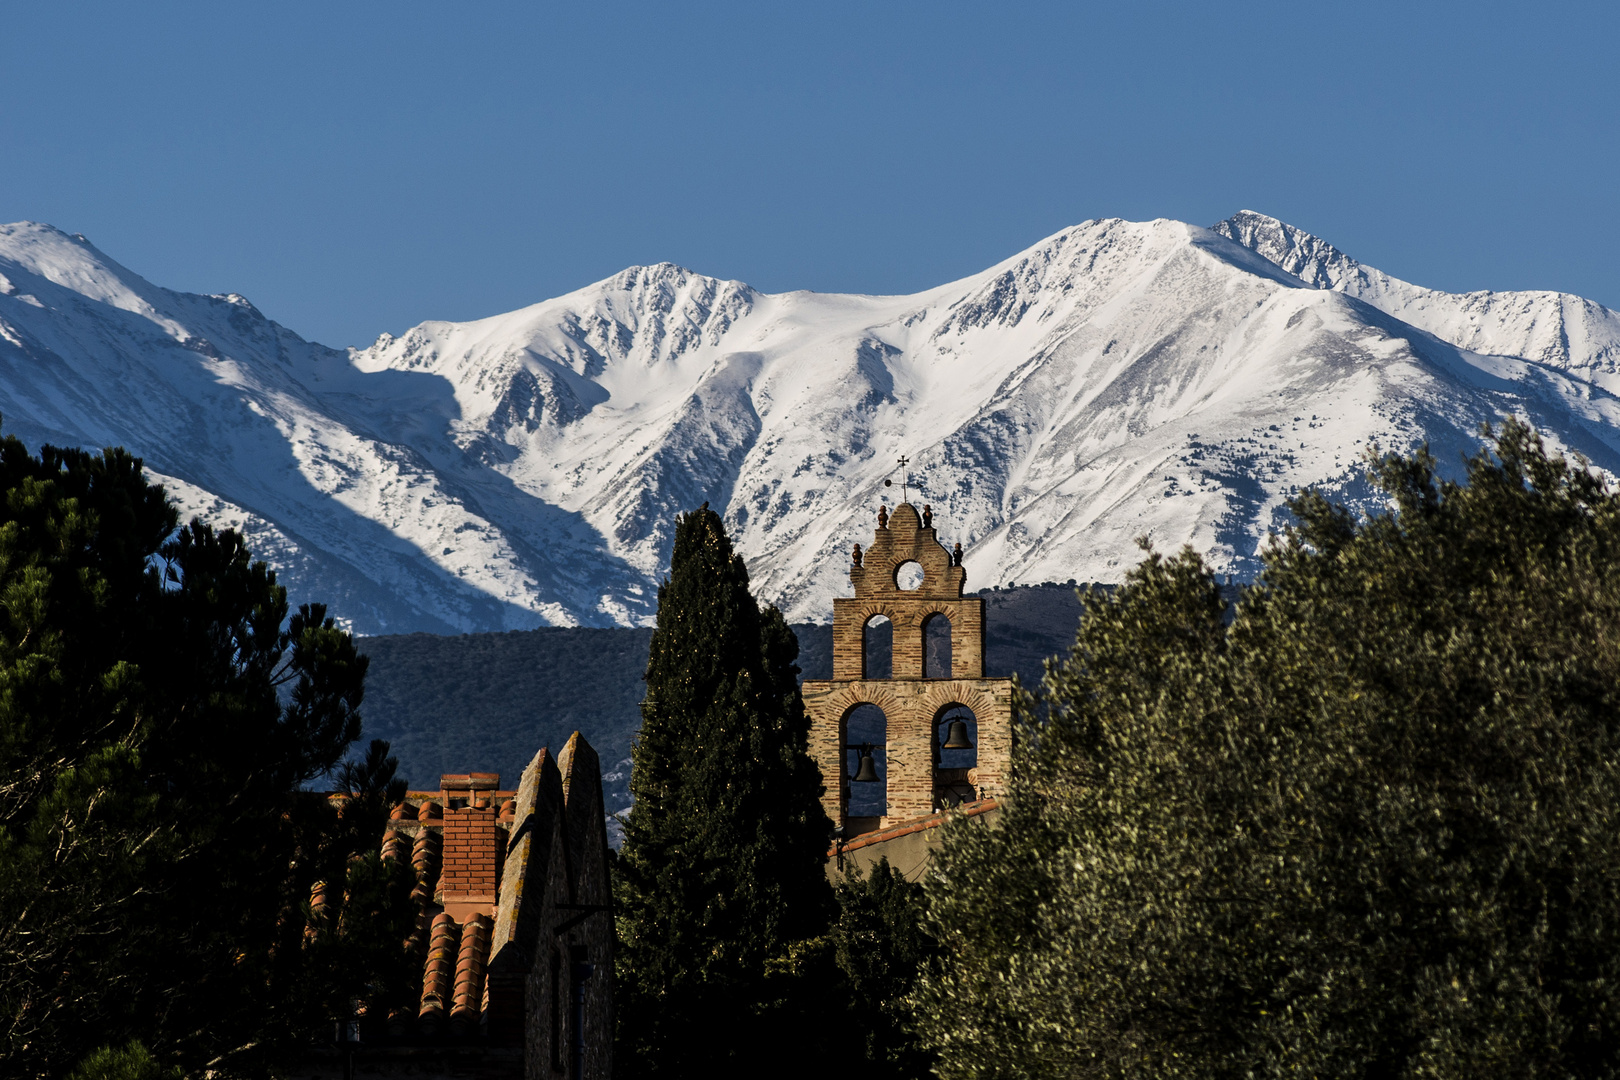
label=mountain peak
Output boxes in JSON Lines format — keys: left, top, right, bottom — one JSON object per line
{"left": 7, "top": 213, "right": 1620, "bottom": 634}
{"left": 1211, "top": 211, "right": 1356, "bottom": 290}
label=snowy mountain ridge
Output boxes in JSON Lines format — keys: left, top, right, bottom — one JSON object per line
{"left": 2, "top": 213, "right": 1619, "bottom": 633}
{"left": 1213, "top": 210, "right": 1620, "bottom": 385}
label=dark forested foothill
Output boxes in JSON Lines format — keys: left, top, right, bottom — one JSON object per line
{"left": 917, "top": 421, "right": 1620, "bottom": 1078}
{"left": 356, "top": 626, "right": 654, "bottom": 816}
{"left": 0, "top": 431, "right": 412, "bottom": 1079}
{"left": 355, "top": 585, "right": 1098, "bottom": 819}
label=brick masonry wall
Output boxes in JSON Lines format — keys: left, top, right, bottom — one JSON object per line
{"left": 438, "top": 772, "right": 505, "bottom": 912}
{"left": 440, "top": 808, "right": 503, "bottom": 904}
{"left": 809, "top": 501, "right": 1014, "bottom": 834}
{"left": 805, "top": 677, "right": 1014, "bottom": 827}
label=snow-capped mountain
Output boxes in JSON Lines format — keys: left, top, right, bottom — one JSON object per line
{"left": 1212, "top": 211, "right": 1620, "bottom": 388}
{"left": 3, "top": 213, "right": 1619, "bottom": 633}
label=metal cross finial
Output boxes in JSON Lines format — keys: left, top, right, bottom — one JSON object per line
{"left": 897, "top": 455, "right": 910, "bottom": 503}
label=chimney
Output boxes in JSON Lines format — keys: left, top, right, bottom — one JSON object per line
{"left": 437, "top": 773, "right": 502, "bottom": 922}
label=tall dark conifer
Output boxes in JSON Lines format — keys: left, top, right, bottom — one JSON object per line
{"left": 615, "top": 505, "right": 832, "bottom": 1077}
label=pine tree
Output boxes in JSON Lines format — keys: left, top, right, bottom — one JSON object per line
{"left": 615, "top": 505, "right": 832, "bottom": 1077}
{"left": 0, "top": 432, "right": 414, "bottom": 1078}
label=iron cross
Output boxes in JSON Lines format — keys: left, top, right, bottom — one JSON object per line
{"left": 897, "top": 455, "right": 910, "bottom": 502}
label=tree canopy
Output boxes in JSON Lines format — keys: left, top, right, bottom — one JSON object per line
{"left": 0, "top": 433, "right": 411, "bottom": 1078}
{"left": 918, "top": 421, "right": 1620, "bottom": 1078}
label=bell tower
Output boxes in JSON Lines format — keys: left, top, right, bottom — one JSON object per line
{"left": 802, "top": 500, "right": 1014, "bottom": 835}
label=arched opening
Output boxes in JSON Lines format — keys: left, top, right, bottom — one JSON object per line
{"left": 934, "top": 704, "right": 978, "bottom": 809}
{"left": 843, "top": 703, "right": 888, "bottom": 828}
{"left": 895, "top": 560, "right": 925, "bottom": 590}
{"left": 863, "top": 614, "right": 892, "bottom": 680}
{"left": 924, "top": 612, "right": 953, "bottom": 678}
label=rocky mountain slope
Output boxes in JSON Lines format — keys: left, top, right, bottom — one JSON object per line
{"left": 2, "top": 214, "right": 1618, "bottom": 633}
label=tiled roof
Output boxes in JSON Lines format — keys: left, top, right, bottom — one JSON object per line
{"left": 309, "top": 730, "right": 612, "bottom": 1066}
{"left": 376, "top": 774, "right": 516, "bottom": 1040}
{"left": 827, "top": 797, "right": 1000, "bottom": 857}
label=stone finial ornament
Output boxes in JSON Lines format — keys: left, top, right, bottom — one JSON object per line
{"left": 922, "top": 504, "right": 933, "bottom": 528}
{"left": 953, "top": 541, "right": 963, "bottom": 566}
{"left": 852, "top": 542, "right": 863, "bottom": 567}
{"left": 877, "top": 505, "right": 889, "bottom": 529}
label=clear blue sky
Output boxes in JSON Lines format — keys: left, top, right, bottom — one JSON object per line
{"left": 5, "top": 1, "right": 1617, "bottom": 348}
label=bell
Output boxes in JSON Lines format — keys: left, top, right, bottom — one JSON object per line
{"left": 851, "top": 746, "right": 880, "bottom": 783}
{"left": 941, "top": 719, "right": 974, "bottom": 750}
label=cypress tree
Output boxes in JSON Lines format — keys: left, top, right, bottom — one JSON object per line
{"left": 615, "top": 505, "right": 832, "bottom": 1077}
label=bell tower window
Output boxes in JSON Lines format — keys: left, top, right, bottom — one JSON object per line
{"left": 844, "top": 703, "right": 888, "bottom": 826}
{"left": 805, "top": 496, "right": 1011, "bottom": 836}
{"left": 935, "top": 705, "right": 978, "bottom": 808}
{"left": 862, "top": 614, "right": 892, "bottom": 680}
{"left": 924, "top": 613, "right": 953, "bottom": 678}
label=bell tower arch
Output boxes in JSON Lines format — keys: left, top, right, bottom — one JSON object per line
{"left": 803, "top": 501, "right": 1014, "bottom": 834}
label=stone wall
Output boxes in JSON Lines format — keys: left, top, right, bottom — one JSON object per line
{"left": 521, "top": 733, "right": 613, "bottom": 1080}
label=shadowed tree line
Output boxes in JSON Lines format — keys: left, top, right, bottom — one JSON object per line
{"left": 0, "top": 430, "right": 413, "bottom": 1079}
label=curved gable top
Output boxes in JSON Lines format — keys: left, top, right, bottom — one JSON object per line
{"left": 850, "top": 502, "right": 965, "bottom": 601}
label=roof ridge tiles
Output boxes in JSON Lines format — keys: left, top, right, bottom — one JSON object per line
{"left": 828, "top": 798, "right": 1000, "bottom": 857}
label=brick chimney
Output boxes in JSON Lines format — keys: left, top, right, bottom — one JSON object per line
{"left": 437, "top": 772, "right": 502, "bottom": 923}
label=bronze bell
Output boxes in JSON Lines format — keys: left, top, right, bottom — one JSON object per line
{"left": 851, "top": 745, "right": 880, "bottom": 783}
{"left": 941, "top": 719, "right": 974, "bottom": 750}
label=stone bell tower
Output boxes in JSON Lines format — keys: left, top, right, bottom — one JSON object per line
{"left": 802, "top": 501, "right": 1014, "bottom": 835}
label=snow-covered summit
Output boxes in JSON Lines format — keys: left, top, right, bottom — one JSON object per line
{"left": 3, "top": 214, "right": 1620, "bottom": 633}
{"left": 1214, "top": 210, "right": 1620, "bottom": 385}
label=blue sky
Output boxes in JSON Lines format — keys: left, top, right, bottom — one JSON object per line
{"left": 5, "top": 1, "right": 1617, "bottom": 348}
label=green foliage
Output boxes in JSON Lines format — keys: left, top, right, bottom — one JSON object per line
{"left": 831, "top": 859, "right": 940, "bottom": 1077}
{"left": 614, "top": 505, "right": 833, "bottom": 1077}
{"left": 0, "top": 433, "right": 412, "bottom": 1078}
{"left": 918, "top": 420, "right": 1620, "bottom": 1078}
{"left": 67, "top": 1042, "right": 182, "bottom": 1080}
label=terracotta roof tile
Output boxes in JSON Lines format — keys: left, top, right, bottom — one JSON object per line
{"left": 828, "top": 798, "right": 1000, "bottom": 856}
{"left": 380, "top": 828, "right": 410, "bottom": 865}
{"left": 331, "top": 745, "right": 610, "bottom": 1061}
{"left": 419, "top": 912, "right": 460, "bottom": 1036}
{"left": 450, "top": 913, "right": 493, "bottom": 1036}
